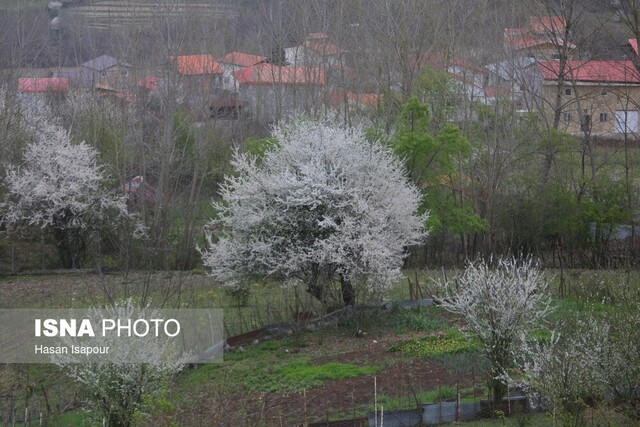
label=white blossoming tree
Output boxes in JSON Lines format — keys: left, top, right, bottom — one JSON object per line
{"left": 200, "top": 119, "right": 427, "bottom": 307}
{"left": 515, "top": 318, "right": 606, "bottom": 424}
{"left": 1, "top": 118, "right": 130, "bottom": 268}
{"left": 440, "top": 258, "right": 554, "bottom": 404}
{"left": 517, "top": 307, "right": 640, "bottom": 421}
{"left": 53, "top": 301, "right": 189, "bottom": 427}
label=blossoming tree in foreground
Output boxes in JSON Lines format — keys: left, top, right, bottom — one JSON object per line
{"left": 440, "top": 258, "right": 554, "bottom": 404}
{"left": 201, "top": 119, "right": 427, "bottom": 307}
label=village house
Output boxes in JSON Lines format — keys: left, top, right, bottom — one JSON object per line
{"left": 17, "top": 77, "right": 69, "bottom": 111}
{"left": 285, "top": 32, "right": 347, "bottom": 69}
{"left": 411, "top": 53, "right": 503, "bottom": 106}
{"left": 173, "top": 54, "right": 224, "bottom": 91}
{"left": 535, "top": 60, "right": 640, "bottom": 137}
{"left": 172, "top": 54, "right": 225, "bottom": 111}
{"left": 504, "top": 16, "right": 576, "bottom": 61}
{"left": 81, "top": 54, "right": 134, "bottom": 91}
{"left": 233, "top": 63, "right": 325, "bottom": 124}
{"left": 484, "top": 57, "right": 538, "bottom": 109}
{"left": 51, "top": 67, "right": 93, "bottom": 89}
{"left": 325, "top": 89, "right": 381, "bottom": 123}
{"left": 218, "top": 51, "right": 267, "bottom": 91}
{"left": 135, "top": 75, "right": 162, "bottom": 109}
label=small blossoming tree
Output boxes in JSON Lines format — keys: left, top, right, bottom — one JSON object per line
{"left": 1, "top": 118, "right": 130, "bottom": 268}
{"left": 515, "top": 318, "right": 605, "bottom": 424}
{"left": 200, "top": 119, "right": 426, "bottom": 307}
{"left": 53, "top": 302, "right": 189, "bottom": 427}
{"left": 440, "top": 257, "right": 554, "bottom": 403}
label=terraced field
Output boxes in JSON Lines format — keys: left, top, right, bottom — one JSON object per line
{"left": 66, "top": 0, "right": 239, "bottom": 30}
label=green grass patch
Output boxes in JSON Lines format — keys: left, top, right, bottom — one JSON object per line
{"left": 278, "top": 361, "right": 379, "bottom": 390}
{"left": 234, "top": 358, "right": 380, "bottom": 393}
{"left": 386, "top": 305, "right": 449, "bottom": 332}
{"left": 338, "top": 305, "right": 449, "bottom": 335}
{"left": 223, "top": 338, "right": 309, "bottom": 363}
{"left": 45, "top": 411, "right": 93, "bottom": 426}
{"left": 388, "top": 330, "right": 479, "bottom": 358}
{"left": 547, "top": 296, "right": 614, "bottom": 323}
{"left": 177, "top": 339, "right": 380, "bottom": 395}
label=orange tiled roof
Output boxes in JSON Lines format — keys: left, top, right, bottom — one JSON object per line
{"left": 233, "top": 63, "right": 325, "bottom": 86}
{"left": 504, "top": 16, "right": 575, "bottom": 51}
{"left": 528, "top": 16, "right": 566, "bottom": 35}
{"left": 504, "top": 28, "right": 576, "bottom": 50}
{"left": 174, "top": 54, "right": 223, "bottom": 75}
{"left": 219, "top": 51, "right": 266, "bottom": 68}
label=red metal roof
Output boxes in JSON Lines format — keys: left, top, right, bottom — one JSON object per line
{"left": 219, "top": 51, "right": 266, "bottom": 68}
{"left": 538, "top": 60, "right": 640, "bottom": 83}
{"left": 233, "top": 63, "right": 325, "bottom": 86}
{"left": 629, "top": 38, "right": 639, "bottom": 56}
{"left": 18, "top": 77, "right": 68, "bottom": 93}
{"left": 173, "top": 54, "right": 223, "bottom": 75}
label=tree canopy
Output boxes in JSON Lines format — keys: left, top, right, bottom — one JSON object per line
{"left": 1, "top": 117, "right": 131, "bottom": 268}
{"left": 200, "top": 119, "right": 427, "bottom": 306}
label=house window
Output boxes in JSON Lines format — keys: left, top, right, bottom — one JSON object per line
{"left": 563, "top": 112, "right": 572, "bottom": 123}
{"left": 601, "top": 88, "right": 607, "bottom": 96}
{"left": 615, "top": 110, "right": 639, "bottom": 133}
{"left": 121, "top": 70, "right": 128, "bottom": 77}
{"left": 600, "top": 112, "right": 608, "bottom": 122}
{"left": 552, "top": 53, "right": 562, "bottom": 60}
{"left": 565, "top": 88, "right": 572, "bottom": 96}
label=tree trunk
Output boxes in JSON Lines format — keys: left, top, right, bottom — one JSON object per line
{"left": 340, "top": 274, "right": 355, "bottom": 306}
{"left": 53, "top": 228, "right": 73, "bottom": 269}
{"left": 306, "top": 283, "right": 325, "bottom": 303}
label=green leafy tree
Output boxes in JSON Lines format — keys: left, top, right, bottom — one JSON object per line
{"left": 415, "top": 69, "right": 460, "bottom": 132}
{"left": 391, "top": 97, "right": 486, "bottom": 243}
